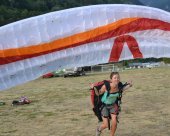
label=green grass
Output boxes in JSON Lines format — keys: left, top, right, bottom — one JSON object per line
{"left": 0, "top": 67, "right": 170, "bottom": 136}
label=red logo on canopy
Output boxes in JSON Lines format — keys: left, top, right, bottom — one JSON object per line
{"left": 109, "top": 35, "right": 143, "bottom": 62}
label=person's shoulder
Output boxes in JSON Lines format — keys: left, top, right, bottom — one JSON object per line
{"left": 118, "top": 82, "right": 123, "bottom": 86}
{"left": 102, "top": 84, "right": 107, "bottom": 88}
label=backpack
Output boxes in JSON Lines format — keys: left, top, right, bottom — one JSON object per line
{"left": 12, "top": 96, "right": 31, "bottom": 106}
{"left": 90, "top": 80, "right": 128, "bottom": 122}
{"left": 90, "top": 80, "right": 111, "bottom": 122}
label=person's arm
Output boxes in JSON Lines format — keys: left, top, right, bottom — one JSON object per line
{"left": 122, "top": 81, "right": 133, "bottom": 91}
{"left": 99, "top": 85, "right": 106, "bottom": 95}
{"left": 94, "top": 85, "right": 106, "bottom": 96}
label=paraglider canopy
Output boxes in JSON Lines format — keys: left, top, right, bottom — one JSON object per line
{"left": 0, "top": 4, "right": 170, "bottom": 91}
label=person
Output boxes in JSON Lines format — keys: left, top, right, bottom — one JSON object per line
{"left": 93, "top": 72, "right": 133, "bottom": 136}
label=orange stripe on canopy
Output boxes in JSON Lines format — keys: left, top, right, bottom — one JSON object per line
{"left": 0, "top": 17, "right": 139, "bottom": 58}
{"left": 1, "top": 17, "right": 170, "bottom": 65}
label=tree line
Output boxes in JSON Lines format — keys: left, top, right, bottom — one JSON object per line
{"left": 0, "top": 0, "right": 131, "bottom": 26}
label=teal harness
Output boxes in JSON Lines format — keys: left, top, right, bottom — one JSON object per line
{"left": 101, "top": 91, "right": 119, "bottom": 105}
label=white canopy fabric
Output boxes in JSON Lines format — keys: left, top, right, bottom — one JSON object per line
{"left": 0, "top": 4, "right": 170, "bottom": 90}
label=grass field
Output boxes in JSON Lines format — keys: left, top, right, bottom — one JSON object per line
{"left": 0, "top": 67, "right": 170, "bottom": 136}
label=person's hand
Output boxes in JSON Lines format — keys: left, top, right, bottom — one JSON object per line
{"left": 127, "top": 80, "right": 133, "bottom": 87}
{"left": 89, "top": 83, "right": 94, "bottom": 89}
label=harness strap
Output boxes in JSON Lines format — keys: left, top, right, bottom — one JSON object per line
{"left": 103, "top": 80, "right": 111, "bottom": 97}
{"left": 116, "top": 82, "right": 129, "bottom": 119}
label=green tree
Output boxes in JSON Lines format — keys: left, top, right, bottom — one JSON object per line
{"left": 163, "top": 58, "right": 170, "bottom": 64}
{"left": 0, "top": 0, "right": 141, "bottom": 26}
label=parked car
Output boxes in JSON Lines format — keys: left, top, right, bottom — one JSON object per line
{"left": 42, "top": 72, "right": 54, "bottom": 78}
{"left": 42, "top": 69, "right": 65, "bottom": 78}
{"left": 53, "top": 69, "right": 65, "bottom": 77}
{"left": 63, "top": 67, "right": 85, "bottom": 78}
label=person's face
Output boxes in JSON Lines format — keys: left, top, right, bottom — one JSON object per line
{"left": 111, "top": 74, "right": 120, "bottom": 84}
